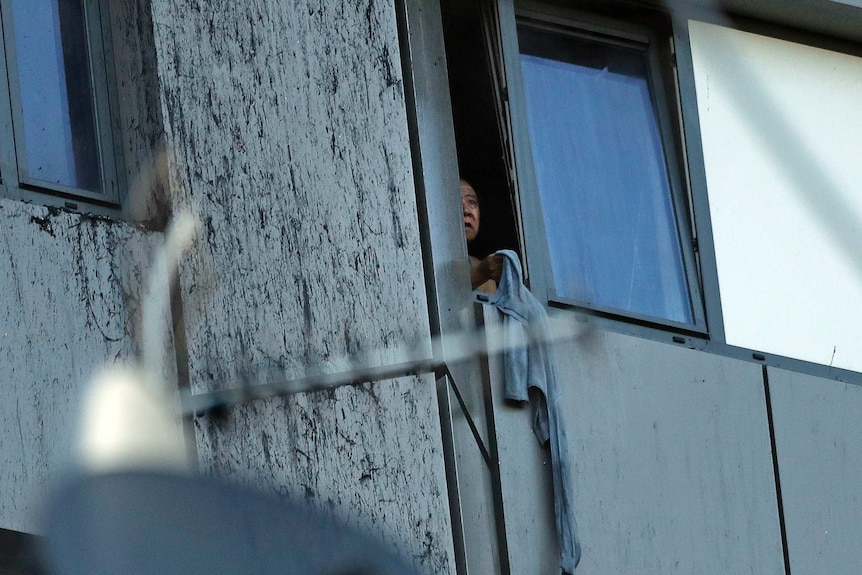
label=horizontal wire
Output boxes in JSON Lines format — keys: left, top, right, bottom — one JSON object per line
{"left": 180, "top": 310, "right": 588, "bottom": 415}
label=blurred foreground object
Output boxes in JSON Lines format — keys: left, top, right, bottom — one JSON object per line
{"left": 42, "top": 471, "right": 414, "bottom": 575}
{"left": 74, "top": 365, "right": 191, "bottom": 474}
{"left": 40, "top": 210, "right": 416, "bottom": 575}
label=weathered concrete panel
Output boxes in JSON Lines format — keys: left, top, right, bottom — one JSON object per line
{"left": 485, "top": 311, "right": 785, "bottom": 575}
{"left": 195, "top": 374, "right": 452, "bottom": 574}
{"left": 768, "top": 368, "right": 862, "bottom": 575}
{"left": 0, "top": 200, "right": 164, "bottom": 533}
{"left": 151, "top": 0, "right": 430, "bottom": 385}
{"left": 148, "top": 0, "right": 454, "bottom": 572}
{"left": 108, "top": 0, "right": 171, "bottom": 225}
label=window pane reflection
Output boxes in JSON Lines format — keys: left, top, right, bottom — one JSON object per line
{"left": 518, "top": 26, "right": 693, "bottom": 324}
{"left": 11, "top": 0, "right": 101, "bottom": 193}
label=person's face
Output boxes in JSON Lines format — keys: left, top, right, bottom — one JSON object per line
{"left": 461, "top": 180, "right": 480, "bottom": 243}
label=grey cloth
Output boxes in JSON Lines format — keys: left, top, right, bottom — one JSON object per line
{"left": 478, "top": 249, "right": 581, "bottom": 574}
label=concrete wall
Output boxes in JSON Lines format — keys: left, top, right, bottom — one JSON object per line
{"left": 0, "top": 200, "right": 164, "bottom": 533}
{"left": 0, "top": 0, "right": 173, "bottom": 535}
{"left": 1, "top": 4, "right": 459, "bottom": 574}
{"left": 4, "top": 2, "right": 861, "bottom": 575}
{"left": 109, "top": 0, "right": 172, "bottom": 225}
{"left": 148, "top": 0, "right": 455, "bottom": 572}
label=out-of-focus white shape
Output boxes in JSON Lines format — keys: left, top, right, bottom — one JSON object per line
{"left": 689, "top": 20, "right": 862, "bottom": 371}
{"left": 76, "top": 365, "right": 191, "bottom": 474}
{"left": 141, "top": 210, "right": 199, "bottom": 393}
{"left": 75, "top": 210, "right": 198, "bottom": 473}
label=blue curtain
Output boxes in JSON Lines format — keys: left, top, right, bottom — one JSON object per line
{"left": 520, "top": 52, "right": 693, "bottom": 324}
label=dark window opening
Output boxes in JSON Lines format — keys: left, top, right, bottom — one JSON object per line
{"left": 441, "top": 0, "right": 522, "bottom": 264}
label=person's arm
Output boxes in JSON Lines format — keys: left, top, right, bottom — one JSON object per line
{"left": 470, "top": 254, "right": 504, "bottom": 290}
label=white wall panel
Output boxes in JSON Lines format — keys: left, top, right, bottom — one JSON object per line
{"left": 689, "top": 20, "right": 862, "bottom": 371}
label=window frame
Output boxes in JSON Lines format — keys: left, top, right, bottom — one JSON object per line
{"left": 670, "top": 3, "right": 862, "bottom": 352}
{"left": 0, "top": 0, "right": 122, "bottom": 213}
{"left": 403, "top": 0, "right": 862, "bottom": 393}
{"left": 672, "top": 5, "right": 862, "bottom": 356}
{"left": 424, "top": 0, "right": 862, "bottom": 383}
{"left": 499, "top": 0, "right": 709, "bottom": 336}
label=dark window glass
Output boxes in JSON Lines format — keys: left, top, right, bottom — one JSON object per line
{"left": 11, "top": 0, "right": 101, "bottom": 193}
{"left": 518, "top": 25, "right": 693, "bottom": 324}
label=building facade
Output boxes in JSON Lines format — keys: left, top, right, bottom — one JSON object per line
{"left": 1, "top": 0, "right": 861, "bottom": 573}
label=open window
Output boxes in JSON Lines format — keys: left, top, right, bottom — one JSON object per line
{"left": 438, "top": 0, "right": 862, "bottom": 377}
{"left": 513, "top": 7, "right": 703, "bottom": 329}
{"left": 443, "top": 0, "right": 705, "bottom": 333}
{"left": 440, "top": 0, "right": 524, "bottom": 266}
